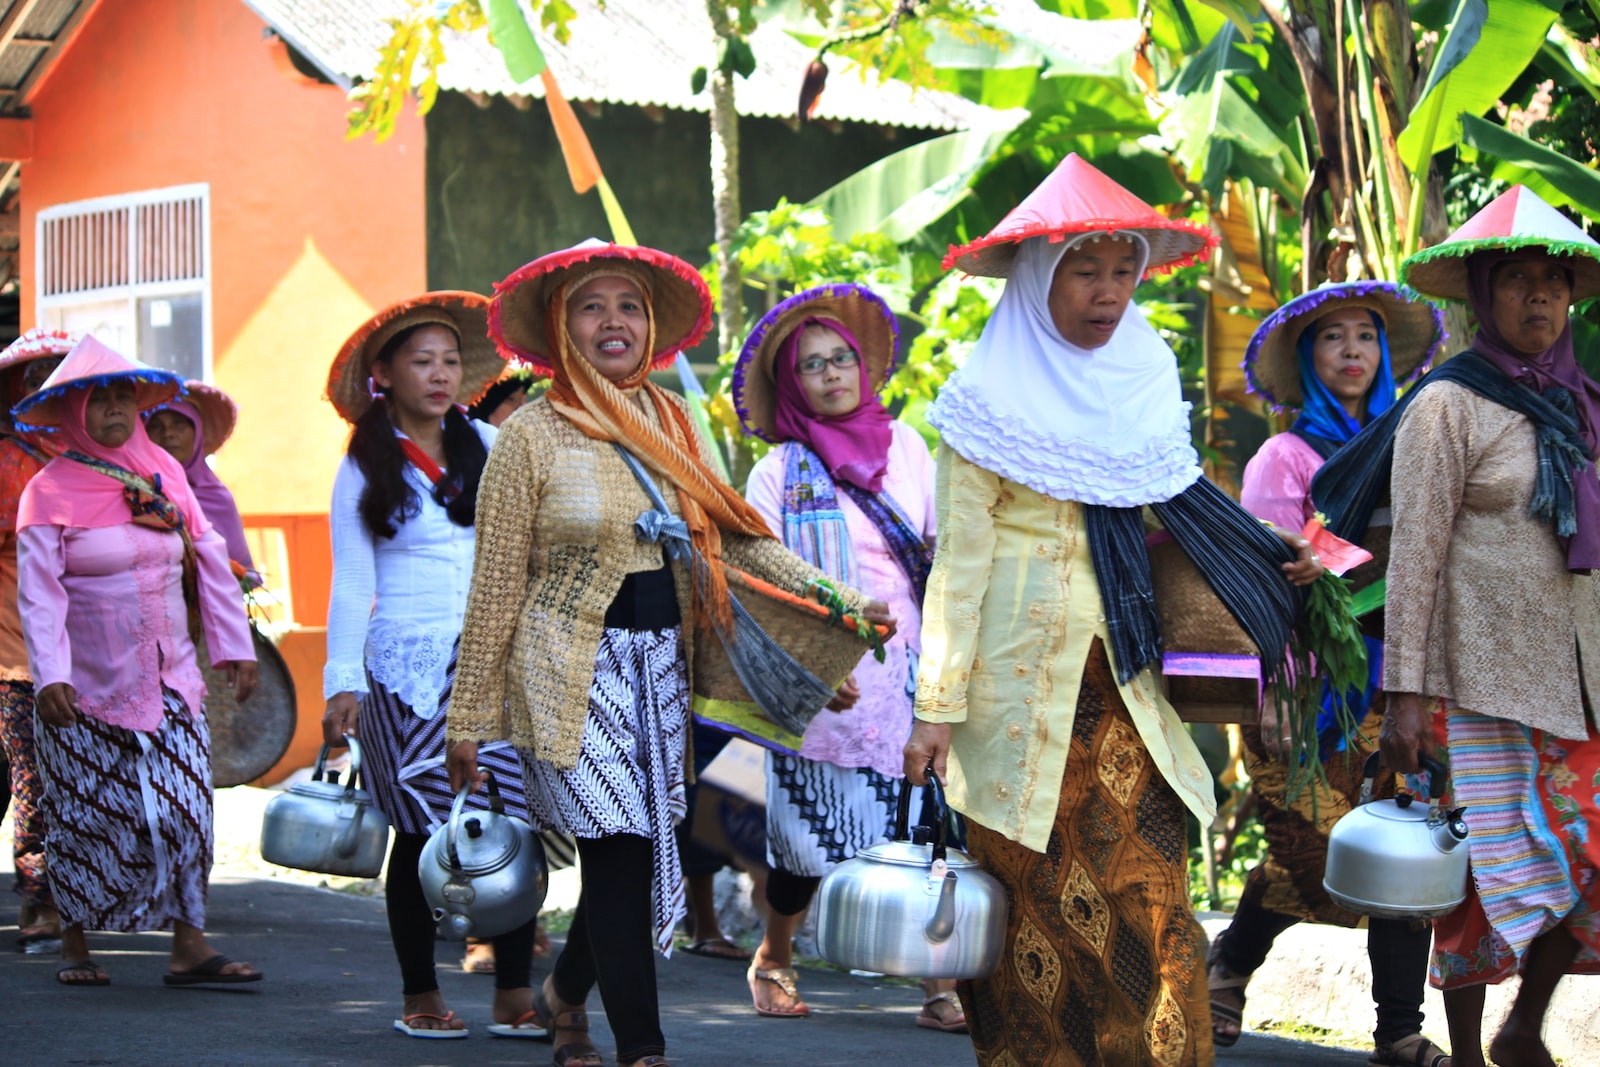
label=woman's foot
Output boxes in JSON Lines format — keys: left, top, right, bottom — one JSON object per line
{"left": 747, "top": 955, "right": 809, "bottom": 1018}
{"left": 916, "top": 989, "right": 968, "bottom": 1033}
{"left": 18, "top": 901, "right": 61, "bottom": 944}
{"left": 1488, "top": 1022, "right": 1557, "bottom": 1067}
{"left": 1370, "top": 1032, "right": 1452, "bottom": 1066}
{"left": 462, "top": 938, "right": 496, "bottom": 973}
{"left": 55, "top": 957, "right": 110, "bottom": 986}
{"left": 1207, "top": 949, "right": 1250, "bottom": 1048}
{"left": 168, "top": 923, "right": 258, "bottom": 981}
{"left": 537, "top": 976, "right": 603, "bottom": 1066}
{"left": 396, "top": 990, "right": 467, "bottom": 1035}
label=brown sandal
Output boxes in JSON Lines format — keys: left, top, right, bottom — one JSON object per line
{"left": 1206, "top": 938, "right": 1250, "bottom": 1049}
{"left": 1370, "top": 1033, "right": 1452, "bottom": 1067}
{"left": 533, "top": 988, "right": 603, "bottom": 1067}
{"left": 747, "top": 963, "right": 810, "bottom": 1018}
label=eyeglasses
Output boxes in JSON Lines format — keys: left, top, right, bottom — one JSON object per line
{"left": 796, "top": 351, "right": 860, "bottom": 376}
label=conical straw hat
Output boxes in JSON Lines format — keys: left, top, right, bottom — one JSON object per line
{"left": 1401, "top": 185, "right": 1600, "bottom": 303}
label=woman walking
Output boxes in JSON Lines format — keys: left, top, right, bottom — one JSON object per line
{"left": 145, "top": 381, "right": 257, "bottom": 583}
{"left": 321, "top": 291, "right": 542, "bottom": 1038}
{"left": 14, "top": 336, "right": 258, "bottom": 987}
{"left": 733, "top": 283, "right": 962, "bottom": 1030}
{"left": 0, "top": 328, "right": 72, "bottom": 947}
{"left": 445, "top": 239, "right": 889, "bottom": 1067}
{"left": 903, "top": 155, "right": 1322, "bottom": 1066}
{"left": 1209, "top": 281, "right": 1451, "bottom": 1065}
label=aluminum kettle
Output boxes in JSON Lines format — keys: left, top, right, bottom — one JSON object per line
{"left": 814, "top": 773, "right": 1007, "bottom": 979}
{"left": 419, "top": 770, "right": 547, "bottom": 941}
{"left": 259, "top": 736, "right": 391, "bottom": 878}
{"left": 1324, "top": 751, "right": 1469, "bottom": 919}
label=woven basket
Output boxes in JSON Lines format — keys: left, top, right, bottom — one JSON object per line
{"left": 1148, "top": 538, "right": 1260, "bottom": 723}
{"left": 693, "top": 565, "right": 883, "bottom": 752}
{"left": 1349, "top": 523, "right": 1390, "bottom": 595}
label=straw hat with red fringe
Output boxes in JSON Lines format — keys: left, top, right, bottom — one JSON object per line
{"left": 943, "top": 153, "right": 1217, "bottom": 278}
{"left": 0, "top": 328, "right": 79, "bottom": 433}
{"left": 12, "top": 335, "right": 184, "bottom": 431}
{"left": 150, "top": 380, "right": 239, "bottom": 456}
{"left": 1401, "top": 184, "right": 1600, "bottom": 303}
{"left": 489, "top": 238, "right": 712, "bottom": 375}
{"left": 327, "top": 291, "right": 502, "bottom": 424}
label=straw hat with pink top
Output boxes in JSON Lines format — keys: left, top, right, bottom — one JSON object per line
{"left": 12, "top": 335, "right": 183, "bottom": 432}
{"left": 0, "top": 328, "right": 80, "bottom": 433}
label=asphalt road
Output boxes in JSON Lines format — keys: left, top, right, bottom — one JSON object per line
{"left": 0, "top": 867, "right": 1380, "bottom": 1067}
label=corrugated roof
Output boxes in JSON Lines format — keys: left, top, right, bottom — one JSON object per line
{"left": 242, "top": 0, "right": 1012, "bottom": 131}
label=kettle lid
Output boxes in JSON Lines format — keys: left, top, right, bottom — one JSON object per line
{"left": 447, "top": 810, "right": 526, "bottom": 875}
{"left": 287, "top": 777, "right": 369, "bottom": 803}
{"left": 857, "top": 838, "right": 981, "bottom": 870}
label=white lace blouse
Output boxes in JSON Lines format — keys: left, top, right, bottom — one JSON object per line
{"left": 322, "top": 421, "right": 496, "bottom": 717}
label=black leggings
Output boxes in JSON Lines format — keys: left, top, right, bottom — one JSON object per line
{"left": 385, "top": 831, "right": 536, "bottom": 996}
{"left": 765, "top": 868, "right": 822, "bottom": 917}
{"left": 551, "top": 834, "right": 664, "bottom": 1063}
{"left": 1216, "top": 895, "right": 1431, "bottom": 1044}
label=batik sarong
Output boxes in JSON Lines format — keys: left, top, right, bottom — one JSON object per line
{"left": 0, "top": 679, "right": 48, "bottom": 903}
{"left": 35, "top": 688, "right": 210, "bottom": 932}
{"left": 520, "top": 626, "right": 690, "bottom": 955}
{"left": 765, "top": 751, "right": 898, "bottom": 877}
{"left": 1430, "top": 705, "right": 1600, "bottom": 988}
{"left": 959, "top": 640, "right": 1212, "bottom": 1067}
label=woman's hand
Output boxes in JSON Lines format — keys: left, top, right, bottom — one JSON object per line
{"left": 904, "top": 720, "right": 951, "bottom": 785}
{"left": 224, "top": 661, "right": 259, "bottom": 703}
{"left": 863, "top": 599, "right": 898, "bottom": 642}
{"left": 1272, "top": 527, "right": 1325, "bottom": 586}
{"left": 1256, "top": 697, "right": 1295, "bottom": 762}
{"left": 447, "top": 741, "right": 485, "bottom": 795}
{"left": 35, "top": 682, "right": 79, "bottom": 728}
{"left": 1379, "top": 692, "right": 1436, "bottom": 774}
{"left": 826, "top": 673, "right": 860, "bottom": 712}
{"left": 322, "top": 692, "right": 360, "bottom": 747}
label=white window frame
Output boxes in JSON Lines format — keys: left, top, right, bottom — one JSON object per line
{"left": 34, "top": 182, "right": 213, "bottom": 380}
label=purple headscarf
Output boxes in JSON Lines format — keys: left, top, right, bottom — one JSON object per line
{"left": 155, "top": 398, "right": 256, "bottom": 572}
{"left": 1467, "top": 249, "right": 1600, "bottom": 570}
{"left": 772, "top": 316, "right": 893, "bottom": 492}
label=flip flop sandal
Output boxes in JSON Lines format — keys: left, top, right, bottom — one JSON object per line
{"left": 747, "top": 963, "right": 810, "bottom": 1018}
{"left": 1205, "top": 938, "right": 1250, "bottom": 1049}
{"left": 486, "top": 1010, "right": 551, "bottom": 1040}
{"left": 534, "top": 987, "right": 603, "bottom": 1067}
{"left": 916, "top": 990, "right": 969, "bottom": 1033}
{"left": 55, "top": 959, "right": 110, "bottom": 986}
{"left": 393, "top": 1011, "right": 469, "bottom": 1039}
{"left": 680, "top": 936, "right": 751, "bottom": 961}
{"left": 163, "top": 954, "right": 263, "bottom": 986}
{"left": 1370, "top": 1033, "right": 1453, "bottom": 1067}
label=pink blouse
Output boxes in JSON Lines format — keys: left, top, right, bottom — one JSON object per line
{"left": 18, "top": 522, "right": 254, "bottom": 731}
{"left": 745, "top": 420, "right": 937, "bottom": 776}
{"left": 1239, "top": 432, "right": 1325, "bottom": 531}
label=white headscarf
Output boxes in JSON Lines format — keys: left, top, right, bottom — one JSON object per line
{"left": 928, "top": 232, "right": 1202, "bottom": 506}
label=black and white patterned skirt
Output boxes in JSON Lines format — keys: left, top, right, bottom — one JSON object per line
{"left": 520, "top": 626, "right": 689, "bottom": 954}
{"left": 766, "top": 752, "right": 901, "bottom": 878}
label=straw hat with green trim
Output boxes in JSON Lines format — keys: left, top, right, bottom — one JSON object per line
{"left": 1401, "top": 185, "right": 1600, "bottom": 303}
{"left": 327, "top": 291, "right": 502, "bottom": 424}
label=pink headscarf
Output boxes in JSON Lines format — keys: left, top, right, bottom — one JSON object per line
{"left": 17, "top": 384, "right": 212, "bottom": 536}
{"left": 772, "top": 316, "right": 894, "bottom": 492}
{"left": 151, "top": 398, "right": 254, "bottom": 568}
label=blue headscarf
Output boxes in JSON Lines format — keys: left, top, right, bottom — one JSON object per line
{"left": 1289, "top": 311, "right": 1397, "bottom": 447}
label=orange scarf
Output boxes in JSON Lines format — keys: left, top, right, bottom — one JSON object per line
{"left": 543, "top": 271, "right": 775, "bottom": 631}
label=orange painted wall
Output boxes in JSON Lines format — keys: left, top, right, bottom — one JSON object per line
{"left": 18, "top": 0, "right": 427, "bottom": 775}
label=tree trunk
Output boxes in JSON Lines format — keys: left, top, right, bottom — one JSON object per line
{"left": 707, "top": 2, "right": 743, "bottom": 357}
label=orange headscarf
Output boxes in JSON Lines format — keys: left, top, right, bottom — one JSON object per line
{"left": 544, "top": 263, "right": 775, "bottom": 631}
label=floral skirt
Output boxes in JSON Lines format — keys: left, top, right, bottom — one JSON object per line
{"left": 958, "top": 640, "right": 1212, "bottom": 1067}
{"left": 1430, "top": 705, "right": 1600, "bottom": 989}
{"left": 0, "top": 679, "right": 49, "bottom": 904}
{"left": 35, "top": 689, "right": 210, "bottom": 932}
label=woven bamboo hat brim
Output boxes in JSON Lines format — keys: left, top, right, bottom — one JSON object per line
{"left": 152, "top": 380, "right": 238, "bottom": 455}
{"left": 327, "top": 292, "right": 500, "bottom": 424}
{"left": 1243, "top": 281, "right": 1446, "bottom": 412}
{"left": 943, "top": 153, "right": 1217, "bottom": 279}
{"left": 489, "top": 239, "right": 713, "bottom": 375}
{"left": 732, "top": 283, "right": 899, "bottom": 443}
{"left": 1400, "top": 185, "right": 1600, "bottom": 303}
{"left": 0, "top": 328, "right": 78, "bottom": 433}
{"left": 12, "top": 335, "right": 182, "bottom": 431}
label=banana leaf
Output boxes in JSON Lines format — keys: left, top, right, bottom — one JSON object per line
{"left": 1457, "top": 114, "right": 1600, "bottom": 222}
{"left": 1396, "top": 0, "right": 1564, "bottom": 162}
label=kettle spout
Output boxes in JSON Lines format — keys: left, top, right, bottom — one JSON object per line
{"left": 924, "top": 872, "right": 958, "bottom": 944}
{"left": 1431, "top": 809, "right": 1470, "bottom": 854}
{"left": 433, "top": 907, "right": 474, "bottom": 941}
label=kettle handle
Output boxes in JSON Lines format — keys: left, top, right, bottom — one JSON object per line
{"left": 893, "top": 763, "right": 949, "bottom": 865}
{"left": 444, "top": 768, "right": 501, "bottom": 869}
{"left": 1358, "top": 749, "right": 1450, "bottom": 802}
{"left": 312, "top": 734, "right": 365, "bottom": 796}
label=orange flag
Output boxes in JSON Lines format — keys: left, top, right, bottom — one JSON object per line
{"left": 540, "top": 68, "right": 602, "bottom": 194}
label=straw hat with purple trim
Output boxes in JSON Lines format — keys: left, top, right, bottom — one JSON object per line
{"left": 1243, "top": 281, "right": 1446, "bottom": 411}
{"left": 489, "top": 238, "right": 713, "bottom": 376}
{"left": 149, "top": 380, "right": 239, "bottom": 456}
{"left": 327, "top": 291, "right": 501, "bottom": 424}
{"left": 732, "top": 283, "right": 899, "bottom": 443}
{"left": 1401, "top": 184, "right": 1600, "bottom": 304}
{"left": 0, "top": 327, "right": 79, "bottom": 433}
{"left": 12, "top": 335, "right": 183, "bottom": 431}
{"left": 942, "top": 153, "right": 1217, "bottom": 279}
